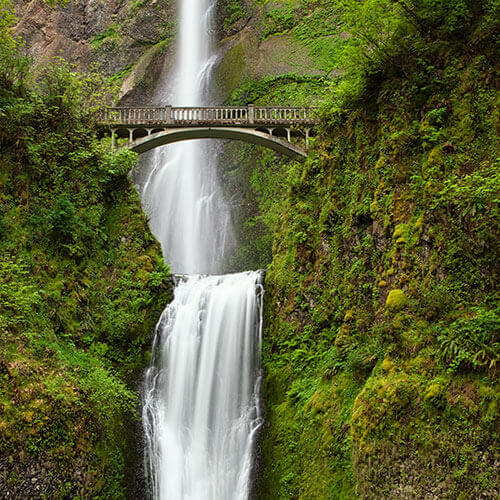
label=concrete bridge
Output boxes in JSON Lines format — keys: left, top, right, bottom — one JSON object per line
{"left": 99, "top": 105, "right": 318, "bottom": 161}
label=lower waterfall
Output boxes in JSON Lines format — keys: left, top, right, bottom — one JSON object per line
{"left": 142, "top": 272, "right": 264, "bottom": 499}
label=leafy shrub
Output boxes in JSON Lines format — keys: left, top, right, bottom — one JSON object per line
{"left": 261, "top": 7, "right": 296, "bottom": 39}
{"left": 222, "top": 0, "right": 246, "bottom": 32}
{"left": 48, "top": 194, "right": 78, "bottom": 241}
{"left": 437, "top": 308, "right": 500, "bottom": 374}
{"left": 0, "top": 258, "right": 42, "bottom": 329}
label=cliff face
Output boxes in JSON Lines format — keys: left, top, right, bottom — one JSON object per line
{"left": 234, "top": 2, "right": 499, "bottom": 498}
{"left": 13, "top": 0, "right": 175, "bottom": 104}
{"left": 257, "top": 62, "right": 499, "bottom": 496}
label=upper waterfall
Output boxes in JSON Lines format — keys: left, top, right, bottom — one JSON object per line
{"left": 134, "top": 0, "right": 233, "bottom": 275}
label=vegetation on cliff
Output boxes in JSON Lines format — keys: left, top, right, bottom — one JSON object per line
{"left": 2, "top": 0, "right": 499, "bottom": 497}
{"left": 229, "top": 0, "right": 500, "bottom": 498}
{"left": 0, "top": 3, "right": 170, "bottom": 496}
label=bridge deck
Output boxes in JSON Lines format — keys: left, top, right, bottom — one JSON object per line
{"left": 99, "top": 105, "right": 319, "bottom": 128}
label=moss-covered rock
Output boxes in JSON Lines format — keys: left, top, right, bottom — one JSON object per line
{"left": 385, "top": 289, "right": 407, "bottom": 310}
{"left": 252, "top": 1, "right": 499, "bottom": 497}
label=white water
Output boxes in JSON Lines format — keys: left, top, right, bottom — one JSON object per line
{"left": 143, "top": 273, "right": 263, "bottom": 499}
{"left": 139, "top": 0, "right": 263, "bottom": 496}
{"left": 135, "top": 0, "right": 232, "bottom": 275}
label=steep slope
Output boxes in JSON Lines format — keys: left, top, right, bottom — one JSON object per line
{"left": 246, "top": 1, "right": 499, "bottom": 497}
{"left": 0, "top": 17, "right": 171, "bottom": 496}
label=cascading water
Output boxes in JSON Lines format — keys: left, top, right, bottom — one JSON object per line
{"left": 135, "top": 0, "right": 232, "bottom": 275}
{"left": 138, "top": 0, "right": 263, "bottom": 497}
{"left": 143, "top": 273, "right": 263, "bottom": 499}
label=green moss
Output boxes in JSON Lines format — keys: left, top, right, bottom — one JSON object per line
{"left": 214, "top": 40, "right": 248, "bottom": 100}
{"left": 0, "top": 46, "right": 171, "bottom": 495}
{"left": 253, "top": 1, "right": 499, "bottom": 496}
{"left": 381, "top": 357, "right": 395, "bottom": 372}
{"left": 343, "top": 309, "right": 354, "bottom": 321}
{"left": 385, "top": 289, "right": 407, "bottom": 310}
{"left": 425, "top": 379, "right": 447, "bottom": 409}
{"left": 392, "top": 223, "right": 408, "bottom": 244}
{"left": 221, "top": 0, "right": 247, "bottom": 33}
{"left": 90, "top": 24, "right": 122, "bottom": 49}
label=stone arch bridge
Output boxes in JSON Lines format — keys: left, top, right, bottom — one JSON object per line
{"left": 99, "top": 105, "right": 318, "bottom": 161}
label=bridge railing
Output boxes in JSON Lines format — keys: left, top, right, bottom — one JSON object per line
{"left": 253, "top": 107, "right": 316, "bottom": 123}
{"left": 170, "top": 106, "right": 250, "bottom": 124}
{"left": 99, "top": 105, "right": 318, "bottom": 127}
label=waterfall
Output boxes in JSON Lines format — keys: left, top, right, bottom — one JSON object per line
{"left": 138, "top": 0, "right": 263, "bottom": 497}
{"left": 143, "top": 273, "right": 263, "bottom": 499}
{"left": 135, "top": 0, "right": 232, "bottom": 275}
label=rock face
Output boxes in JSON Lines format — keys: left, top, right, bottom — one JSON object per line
{"left": 13, "top": 0, "right": 175, "bottom": 104}
{"left": 213, "top": 25, "right": 325, "bottom": 102}
{"left": 0, "top": 454, "right": 89, "bottom": 498}
{"left": 13, "top": 0, "right": 326, "bottom": 105}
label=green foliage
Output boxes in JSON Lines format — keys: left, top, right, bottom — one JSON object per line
{"left": 261, "top": 5, "right": 296, "bottom": 39}
{"left": 256, "top": 0, "right": 347, "bottom": 73}
{"left": 42, "top": 0, "right": 68, "bottom": 6}
{"left": 37, "top": 57, "right": 117, "bottom": 115}
{"left": 47, "top": 193, "right": 79, "bottom": 240}
{"left": 0, "top": 258, "right": 42, "bottom": 329}
{"left": 253, "top": 1, "right": 499, "bottom": 497}
{"left": 90, "top": 24, "right": 122, "bottom": 48}
{"left": 229, "top": 74, "right": 328, "bottom": 105}
{"left": 0, "top": 17, "right": 171, "bottom": 496}
{"left": 319, "top": 0, "right": 500, "bottom": 110}
{"left": 222, "top": 0, "right": 247, "bottom": 32}
{"left": 0, "top": 1, "right": 30, "bottom": 98}
{"left": 109, "top": 63, "right": 135, "bottom": 83}
{"left": 0, "top": 0, "right": 15, "bottom": 46}
{"left": 130, "top": 0, "right": 145, "bottom": 15}
{"left": 437, "top": 308, "right": 500, "bottom": 374}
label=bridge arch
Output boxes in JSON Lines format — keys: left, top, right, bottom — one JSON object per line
{"left": 124, "top": 127, "right": 308, "bottom": 160}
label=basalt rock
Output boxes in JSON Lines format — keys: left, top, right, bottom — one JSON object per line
{"left": 12, "top": 0, "right": 175, "bottom": 104}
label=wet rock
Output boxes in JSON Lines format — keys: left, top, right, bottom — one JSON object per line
{"left": 12, "top": 0, "right": 175, "bottom": 104}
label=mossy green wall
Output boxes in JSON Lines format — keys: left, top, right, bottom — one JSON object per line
{"left": 254, "top": 46, "right": 498, "bottom": 500}
{"left": 0, "top": 47, "right": 172, "bottom": 494}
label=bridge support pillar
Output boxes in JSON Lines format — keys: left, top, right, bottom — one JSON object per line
{"left": 111, "top": 128, "right": 116, "bottom": 149}
{"left": 267, "top": 128, "right": 274, "bottom": 136}
{"left": 128, "top": 128, "right": 134, "bottom": 144}
{"left": 248, "top": 104, "right": 254, "bottom": 124}
{"left": 165, "top": 105, "right": 172, "bottom": 124}
{"left": 305, "top": 128, "right": 310, "bottom": 148}
{"left": 286, "top": 128, "right": 291, "bottom": 142}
